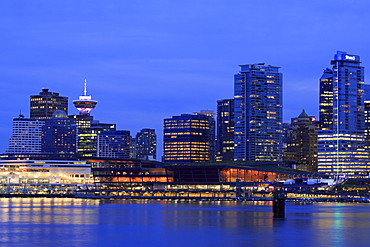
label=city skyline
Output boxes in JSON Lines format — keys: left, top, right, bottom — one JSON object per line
{"left": 1, "top": 1, "right": 370, "bottom": 157}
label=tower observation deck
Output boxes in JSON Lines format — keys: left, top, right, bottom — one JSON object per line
{"left": 73, "top": 79, "right": 98, "bottom": 116}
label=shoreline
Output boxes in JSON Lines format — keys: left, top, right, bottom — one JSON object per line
{"left": 0, "top": 193, "right": 369, "bottom": 203}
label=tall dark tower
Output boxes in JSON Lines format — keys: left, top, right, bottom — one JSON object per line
{"left": 216, "top": 99, "right": 234, "bottom": 161}
{"left": 30, "top": 88, "right": 68, "bottom": 119}
{"left": 73, "top": 79, "right": 98, "bottom": 116}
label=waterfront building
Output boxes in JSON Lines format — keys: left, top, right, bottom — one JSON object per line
{"left": 283, "top": 110, "right": 318, "bottom": 173}
{"left": 41, "top": 110, "right": 77, "bottom": 156}
{"left": 0, "top": 159, "right": 90, "bottom": 184}
{"left": 77, "top": 121, "right": 117, "bottom": 157}
{"left": 318, "top": 51, "right": 368, "bottom": 178}
{"left": 216, "top": 99, "right": 234, "bottom": 161}
{"left": 234, "top": 63, "right": 283, "bottom": 161}
{"left": 30, "top": 88, "right": 68, "bottom": 119}
{"left": 6, "top": 115, "right": 45, "bottom": 153}
{"left": 135, "top": 129, "right": 157, "bottom": 160}
{"left": 97, "top": 130, "right": 131, "bottom": 159}
{"left": 87, "top": 157, "right": 305, "bottom": 192}
{"left": 163, "top": 113, "right": 215, "bottom": 165}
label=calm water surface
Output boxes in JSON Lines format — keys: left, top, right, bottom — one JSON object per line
{"left": 0, "top": 198, "right": 369, "bottom": 247}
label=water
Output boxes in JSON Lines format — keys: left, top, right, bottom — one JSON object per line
{"left": 0, "top": 198, "right": 369, "bottom": 247}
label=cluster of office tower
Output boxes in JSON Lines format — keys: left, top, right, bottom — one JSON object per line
{"left": 163, "top": 51, "right": 370, "bottom": 178}
{"left": 3, "top": 82, "right": 157, "bottom": 161}
{"left": 3, "top": 50, "right": 370, "bottom": 179}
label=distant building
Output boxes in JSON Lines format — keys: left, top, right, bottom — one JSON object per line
{"left": 72, "top": 79, "right": 98, "bottom": 117}
{"left": 41, "top": 110, "right": 77, "bottom": 155}
{"left": 77, "top": 121, "right": 116, "bottom": 157}
{"left": 135, "top": 129, "right": 157, "bottom": 160}
{"left": 6, "top": 115, "right": 45, "bottom": 153}
{"left": 130, "top": 137, "right": 137, "bottom": 159}
{"left": 283, "top": 110, "right": 318, "bottom": 173}
{"left": 97, "top": 130, "right": 131, "bottom": 159}
{"left": 318, "top": 51, "right": 368, "bottom": 178}
{"left": 194, "top": 110, "right": 216, "bottom": 161}
{"left": 319, "top": 68, "right": 334, "bottom": 130}
{"left": 216, "top": 99, "right": 234, "bottom": 161}
{"left": 30, "top": 88, "right": 68, "bottom": 119}
{"left": 163, "top": 113, "right": 215, "bottom": 165}
{"left": 234, "top": 63, "right": 283, "bottom": 161}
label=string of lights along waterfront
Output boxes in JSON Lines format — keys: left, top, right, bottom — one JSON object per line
{"left": 1, "top": 51, "right": 370, "bottom": 187}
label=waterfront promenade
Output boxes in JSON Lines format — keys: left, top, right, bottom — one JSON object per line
{"left": 0, "top": 182, "right": 369, "bottom": 203}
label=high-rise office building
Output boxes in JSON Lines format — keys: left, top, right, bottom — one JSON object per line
{"left": 135, "top": 128, "right": 157, "bottom": 160}
{"left": 97, "top": 130, "right": 131, "bottom": 158}
{"left": 77, "top": 121, "right": 116, "bottom": 157}
{"left": 163, "top": 113, "right": 215, "bottom": 165}
{"left": 318, "top": 51, "right": 368, "bottom": 178}
{"left": 194, "top": 110, "right": 216, "bottom": 161}
{"left": 234, "top": 63, "right": 283, "bottom": 161}
{"left": 30, "top": 88, "right": 68, "bottom": 119}
{"left": 6, "top": 115, "right": 45, "bottom": 153}
{"left": 283, "top": 110, "right": 318, "bottom": 173}
{"left": 216, "top": 99, "right": 234, "bottom": 161}
{"left": 319, "top": 68, "right": 334, "bottom": 130}
{"left": 41, "top": 110, "right": 77, "bottom": 155}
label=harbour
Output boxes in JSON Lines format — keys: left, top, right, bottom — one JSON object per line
{"left": 0, "top": 197, "right": 369, "bottom": 247}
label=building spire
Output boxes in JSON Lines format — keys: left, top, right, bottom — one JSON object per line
{"left": 84, "top": 79, "right": 87, "bottom": 96}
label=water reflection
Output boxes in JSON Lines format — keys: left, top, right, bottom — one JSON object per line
{"left": 0, "top": 199, "right": 369, "bottom": 246}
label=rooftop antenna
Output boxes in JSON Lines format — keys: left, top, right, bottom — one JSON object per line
{"left": 84, "top": 78, "right": 87, "bottom": 96}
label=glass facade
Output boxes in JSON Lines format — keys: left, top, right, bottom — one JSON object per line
{"left": 42, "top": 113, "right": 77, "bottom": 155}
{"left": 318, "top": 51, "right": 368, "bottom": 177}
{"left": 97, "top": 130, "right": 131, "bottom": 159}
{"left": 135, "top": 128, "right": 157, "bottom": 160}
{"left": 234, "top": 63, "right": 283, "bottom": 161}
{"left": 216, "top": 99, "right": 234, "bottom": 161}
{"left": 163, "top": 114, "right": 214, "bottom": 165}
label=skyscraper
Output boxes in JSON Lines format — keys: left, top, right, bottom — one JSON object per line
{"left": 30, "top": 88, "right": 68, "bottom": 119}
{"left": 216, "top": 99, "right": 234, "bottom": 161}
{"left": 234, "top": 63, "right": 283, "bottom": 161}
{"left": 6, "top": 115, "right": 45, "bottom": 153}
{"left": 318, "top": 51, "right": 368, "bottom": 178}
{"left": 97, "top": 130, "right": 131, "bottom": 158}
{"left": 163, "top": 113, "right": 215, "bottom": 165}
{"left": 41, "top": 110, "right": 77, "bottom": 155}
{"left": 319, "top": 68, "right": 334, "bottom": 130}
{"left": 135, "top": 128, "right": 157, "bottom": 160}
{"left": 283, "top": 110, "right": 318, "bottom": 173}
{"left": 194, "top": 110, "right": 216, "bottom": 161}
{"left": 77, "top": 122, "right": 116, "bottom": 157}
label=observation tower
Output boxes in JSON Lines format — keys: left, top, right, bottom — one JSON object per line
{"left": 73, "top": 79, "right": 98, "bottom": 116}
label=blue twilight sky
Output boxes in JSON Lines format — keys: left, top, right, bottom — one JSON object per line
{"left": 0, "top": 0, "right": 369, "bottom": 159}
